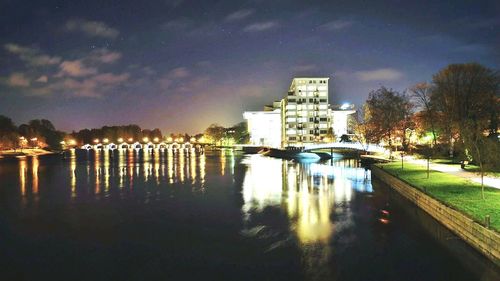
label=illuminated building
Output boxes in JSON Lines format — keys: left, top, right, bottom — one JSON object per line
{"left": 243, "top": 77, "right": 355, "bottom": 148}
{"left": 243, "top": 102, "right": 282, "bottom": 148}
{"left": 282, "top": 78, "right": 330, "bottom": 146}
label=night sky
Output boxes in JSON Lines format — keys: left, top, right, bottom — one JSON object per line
{"left": 0, "top": 0, "right": 498, "bottom": 133}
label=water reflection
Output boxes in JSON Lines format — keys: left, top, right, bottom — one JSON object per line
{"left": 241, "top": 154, "right": 372, "bottom": 276}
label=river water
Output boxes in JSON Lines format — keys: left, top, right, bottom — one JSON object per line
{"left": 0, "top": 149, "right": 498, "bottom": 280}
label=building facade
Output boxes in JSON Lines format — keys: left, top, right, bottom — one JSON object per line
{"left": 243, "top": 103, "right": 281, "bottom": 148}
{"left": 282, "top": 78, "right": 330, "bottom": 147}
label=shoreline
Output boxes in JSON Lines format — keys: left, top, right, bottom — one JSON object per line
{"left": 0, "top": 148, "right": 56, "bottom": 158}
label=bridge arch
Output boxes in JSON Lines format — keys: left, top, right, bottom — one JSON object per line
{"left": 82, "top": 144, "right": 93, "bottom": 150}
{"left": 132, "top": 142, "right": 142, "bottom": 150}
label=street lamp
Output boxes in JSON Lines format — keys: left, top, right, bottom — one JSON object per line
{"left": 118, "top": 138, "right": 124, "bottom": 143}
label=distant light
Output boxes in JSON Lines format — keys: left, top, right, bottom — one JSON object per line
{"left": 30, "top": 137, "right": 38, "bottom": 141}
{"left": 153, "top": 137, "right": 159, "bottom": 143}
{"left": 60, "top": 141, "right": 66, "bottom": 145}
{"left": 93, "top": 139, "right": 100, "bottom": 143}
{"left": 179, "top": 137, "right": 184, "bottom": 142}
{"left": 128, "top": 138, "right": 133, "bottom": 142}
{"left": 103, "top": 138, "right": 109, "bottom": 143}
{"left": 340, "top": 103, "right": 350, "bottom": 110}
{"left": 190, "top": 137, "right": 196, "bottom": 142}
{"left": 68, "top": 139, "right": 76, "bottom": 145}
{"left": 143, "top": 137, "right": 149, "bottom": 142}
{"left": 118, "top": 138, "right": 124, "bottom": 143}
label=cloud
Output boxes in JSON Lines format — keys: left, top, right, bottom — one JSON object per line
{"left": 355, "top": 68, "right": 404, "bottom": 81}
{"left": 89, "top": 48, "right": 122, "bottom": 63}
{"left": 58, "top": 60, "right": 98, "bottom": 77}
{"left": 7, "top": 73, "right": 30, "bottom": 87}
{"left": 243, "top": 21, "right": 279, "bottom": 32}
{"left": 4, "top": 43, "right": 61, "bottom": 66}
{"left": 225, "top": 9, "right": 254, "bottom": 21}
{"left": 319, "top": 19, "right": 354, "bottom": 31}
{"left": 65, "top": 19, "right": 119, "bottom": 39}
{"left": 36, "top": 75, "right": 48, "bottom": 83}
{"left": 92, "top": 73, "right": 130, "bottom": 84}
{"left": 169, "top": 67, "right": 190, "bottom": 78}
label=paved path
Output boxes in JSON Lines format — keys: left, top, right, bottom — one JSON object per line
{"left": 407, "top": 158, "right": 500, "bottom": 190}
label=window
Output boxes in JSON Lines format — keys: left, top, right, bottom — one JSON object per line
{"left": 320, "top": 99, "right": 326, "bottom": 102}
{"left": 320, "top": 130, "right": 327, "bottom": 134}
{"left": 320, "top": 117, "right": 327, "bottom": 121}
{"left": 289, "top": 137, "right": 296, "bottom": 141}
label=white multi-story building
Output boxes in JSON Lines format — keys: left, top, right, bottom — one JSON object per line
{"left": 282, "top": 78, "right": 330, "bottom": 147}
{"left": 243, "top": 77, "right": 354, "bottom": 148}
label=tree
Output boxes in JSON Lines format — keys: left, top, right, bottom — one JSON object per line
{"left": 364, "top": 87, "right": 413, "bottom": 157}
{"left": 204, "top": 124, "right": 225, "bottom": 145}
{"left": 431, "top": 63, "right": 499, "bottom": 157}
{"left": 230, "top": 122, "right": 249, "bottom": 144}
{"left": 0, "top": 115, "right": 19, "bottom": 149}
{"left": 411, "top": 83, "right": 438, "bottom": 146}
{"left": 462, "top": 120, "right": 500, "bottom": 199}
{"left": 352, "top": 105, "right": 378, "bottom": 155}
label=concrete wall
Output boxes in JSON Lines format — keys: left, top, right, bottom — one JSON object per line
{"left": 371, "top": 165, "right": 500, "bottom": 267}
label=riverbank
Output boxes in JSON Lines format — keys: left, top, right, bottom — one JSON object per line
{"left": 0, "top": 148, "right": 55, "bottom": 158}
{"left": 372, "top": 164, "right": 500, "bottom": 266}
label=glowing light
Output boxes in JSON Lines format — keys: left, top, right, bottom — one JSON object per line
{"left": 68, "top": 139, "right": 76, "bottom": 145}
{"left": 60, "top": 141, "right": 66, "bottom": 145}
{"left": 179, "top": 137, "right": 184, "bottom": 142}
{"left": 143, "top": 137, "right": 149, "bottom": 142}
{"left": 103, "top": 138, "right": 109, "bottom": 143}
{"left": 153, "top": 137, "right": 159, "bottom": 143}
{"left": 167, "top": 137, "right": 173, "bottom": 142}
{"left": 340, "top": 103, "right": 350, "bottom": 110}
{"left": 118, "top": 138, "right": 124, "bottom": 143}
{"left": 128, "top": 138, "right": 133, "bottom": 142}
{"left": 93, "top": 139, "right": 100, "bottom": 143}
{"left": 30, "top": 137, "right": 37, "bottom": 141}
{"left": 190, "top": 137, "right": 196, "bottom": 143}
{"left": 379, "top": 218, "right": 390, "bottom": 224}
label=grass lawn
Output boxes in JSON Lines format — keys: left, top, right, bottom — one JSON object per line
{"left": 378, "top": 162, "right": 500, "bottom": 232}
{"left": 417, "top": 156, "right": 500, "bottom": 178}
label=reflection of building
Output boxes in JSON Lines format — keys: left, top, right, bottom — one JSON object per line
{"left": 241, "top": 155, "right": 372, "bottom": 245}
{"left": 243, "top": 77, "right": 355, "bottom": 148}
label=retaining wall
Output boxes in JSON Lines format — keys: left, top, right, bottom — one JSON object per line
{"left": 371, "top": 165, "right": 500, "bottom": 267}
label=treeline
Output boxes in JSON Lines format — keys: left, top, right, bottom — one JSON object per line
{"left": 203, "top": 122, "right": 249, "bottom": 146}
{"left": 0, "top": 116, "right": 64, "bottom": 150}
{"left": 354, "top": 62, "right": 499, "bottom": 193}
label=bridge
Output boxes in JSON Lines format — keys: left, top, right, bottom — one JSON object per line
{"left": 302, "top": 142, "right": 387, "bottom": 154}
{"left": 81, "top": 141, "right": 205, "bottom": 152}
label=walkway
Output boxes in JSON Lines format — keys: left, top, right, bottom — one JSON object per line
{"left": 407, "top": 158, "right": 500, "bottom": 190}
